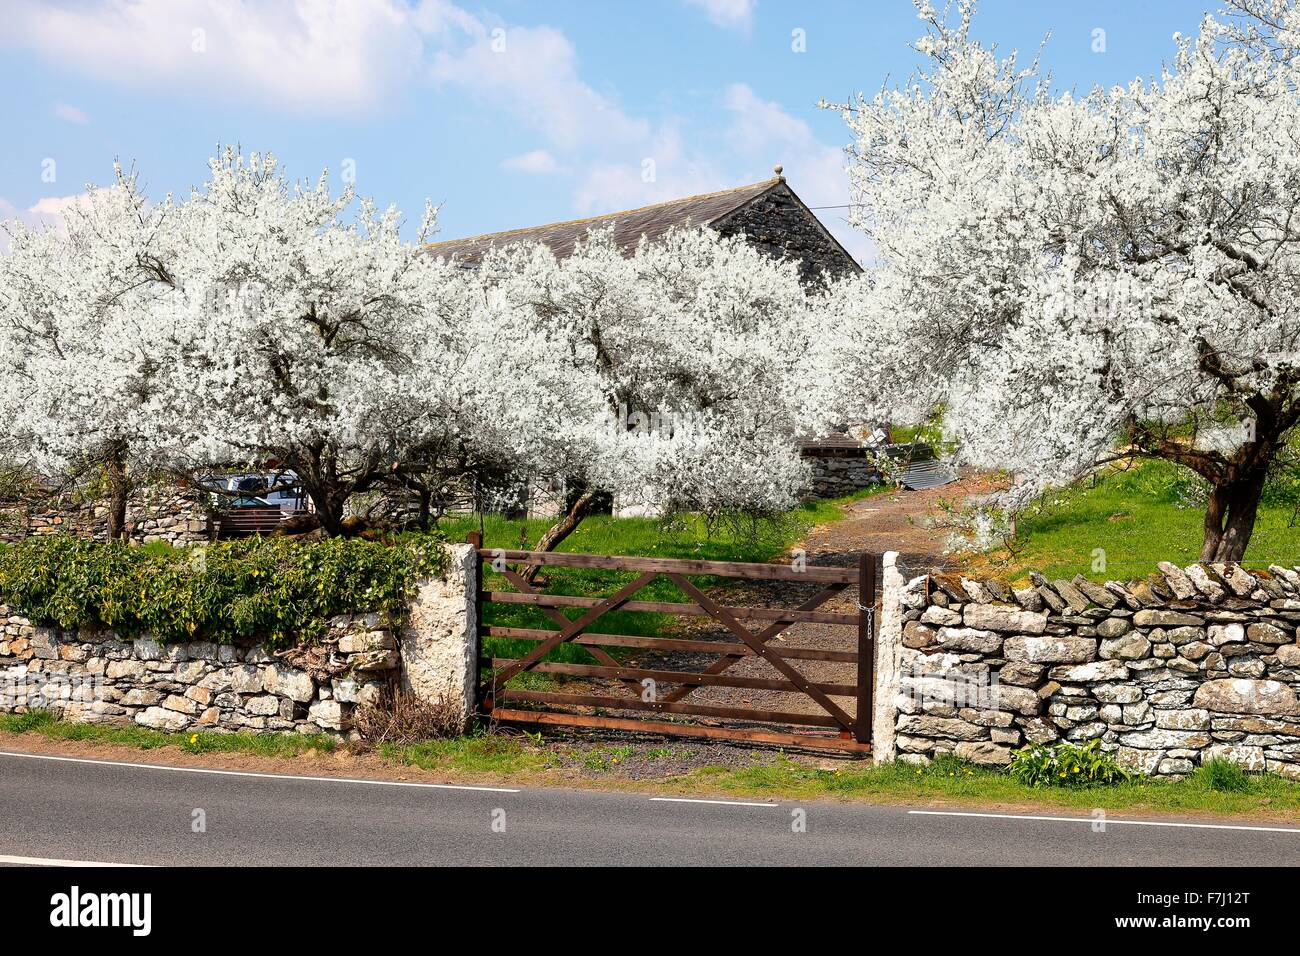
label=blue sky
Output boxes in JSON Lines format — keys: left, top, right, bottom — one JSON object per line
{"left": 0, "top": 0, "right": 1211, "bottom": 261}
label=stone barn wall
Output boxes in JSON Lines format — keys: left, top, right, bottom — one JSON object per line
{"left": 803, "top": 450, "right": 884, "bottom": 499}
{"left": 713, "top": 182, "right": 861, "bottom": 285}
{"left": 873, "top": 555, "right": 1300, "bottom": 779}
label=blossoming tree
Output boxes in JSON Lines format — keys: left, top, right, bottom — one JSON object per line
{"left": 469, "top": 226, "right": 834, "bottom": 555}
{"left": 155, "top": 148, "right": 601, "bottom": 537}
{"left": 0, "top": 169, "right": 177, "bottom": 539}
{"left": 3, "top": 148, "right": 830, "bottom": 542}
{"left": 830, "top": 0, "right": 1300, "bottom": 561}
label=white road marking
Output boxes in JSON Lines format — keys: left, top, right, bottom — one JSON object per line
{"left": 650, "top": 797, "right": 780, "bottom": 807}
{"left": 909, "top": 809, "right": 1300, "bottom": 834}
{"left": 0, "top": 750, "right": 520, "bottom": 793}
{"left": 0, "top": 854, "right": 148, "bottom": 867}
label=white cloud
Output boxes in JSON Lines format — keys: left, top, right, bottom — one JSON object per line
{"left": 431, "top": 23, "right": 648, "bottom": 150}
{"left": 3, "top": 0, "right": 655, "bottom": 146}
{"left": 683, "top": 0, "right": 756, "bottom": 32}
{"left": 27, "top": 193, "right": 91, "bottom": 219}
{"left": 52, "top": 102, "right": 89, "bottom": 124}
{"left": 1, "top": 0, "right": 464, "bottom": 113}
{"left": 567, "top": 83, "right": 868, "bottom": 266}
{"left": 24, "top": 188, "right": 133, "bottom": 236}
{"left": 0, "top": 189, "right": 117, "bottom": 252}
{"left": 573, "top": 126, "right": 730, "bottom": 214}
{"left": 501, "top": 150, "right": 561, "bottom": 174}
{"left": 2, "top": 3, "right": 864, "bottom": 263}
{"left": 719, "top": 83, "right": 870, "bottom": 264}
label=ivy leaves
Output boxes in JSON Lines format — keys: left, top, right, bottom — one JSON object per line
{"left": 0, "top": 534, "right": 446, "bottom": 647}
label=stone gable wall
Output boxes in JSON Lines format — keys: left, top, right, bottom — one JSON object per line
{"left": 714, "top": 184, "right": 861, "bottom": 285}
{"left": 875, "top": 555, "right": 1300, "bottom": 778}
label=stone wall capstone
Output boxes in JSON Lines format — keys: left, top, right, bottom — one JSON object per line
{"left": 875, "top": 558, "right": 1300, "bottom": 779}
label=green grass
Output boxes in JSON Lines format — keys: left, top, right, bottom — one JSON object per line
{"left": 437, "top": 489, "right": 887, "bottom": 678}
{"left": 0, "top": 710, "right": 338, "bottom": 757}
{"left": 677, "top": 753, "right": 1300, "bottom": 815}
{"left": 978, "top": 461, "right": 1300, "bottom": 583}
{"left": 381, "top": 732, "right": 552, "bottom": 774}
{"left": 4, "top": 713, "right": 1298, "bottom": 816}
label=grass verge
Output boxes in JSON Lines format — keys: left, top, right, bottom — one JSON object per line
{"left": 0, "top": 710, "right": 339, "bottom": 757}
{"left": 681, "top": 754, "right": 1300, "bottom": 817}
{"left": 5, "top": 713, "right": 1298, "bottom": 819}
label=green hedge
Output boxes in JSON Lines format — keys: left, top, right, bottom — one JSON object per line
{"left": 0, "top": 533, "right": 447, "bottom": 647}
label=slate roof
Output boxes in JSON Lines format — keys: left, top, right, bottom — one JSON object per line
{"left": 422, "top": 177, "right": 783, "bottom": 266}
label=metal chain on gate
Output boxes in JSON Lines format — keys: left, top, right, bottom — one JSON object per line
{"left": 854, "top": 602, "right": 876, "bottom": 639}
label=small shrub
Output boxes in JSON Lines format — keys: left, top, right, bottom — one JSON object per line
{"left": 1192, "top": 757, "right": 1252, "bottom": 793}
{"left": 353, "top": 686, "right": 465, "bottom": 744}
{"left": 1009, "top": 739, "right": 1132, "bottom": 787}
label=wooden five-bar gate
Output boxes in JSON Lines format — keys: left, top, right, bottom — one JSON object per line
{"left": 468, "top": 533, "right": 877, "bottom": 754}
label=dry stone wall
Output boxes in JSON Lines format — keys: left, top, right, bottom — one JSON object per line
{"left": 0, "top": 606, "right": 398, "bottom": 735}
{"left": 0, "top": 543, "right": 479, "bottom": 738}
{"left": 803, "top": 452, "right": 883, "bottom": 499}
{"left": 876, "top": 556, "right": 1300, "bottom": 779}
{"left": 0, "top": 485, "right": 211, "bottom": 546}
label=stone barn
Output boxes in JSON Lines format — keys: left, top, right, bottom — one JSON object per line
{"left": 422, "top": 167, "right": 861, "bottom": 286}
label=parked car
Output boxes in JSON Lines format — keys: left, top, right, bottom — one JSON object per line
{"left": 200, "top": 473, "right": 310, "bottom": 513}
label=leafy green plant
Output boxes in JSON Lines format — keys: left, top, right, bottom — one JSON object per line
{"left": 1009, "top": 740, "right": 1132, "bottom": 787}
{"left": 0, "top": 532, "right": 447, "bottom": 646}
{"left": 1191, "top": 757, "right": 1252, "bottom": 793}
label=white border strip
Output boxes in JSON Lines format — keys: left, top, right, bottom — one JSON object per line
{"left": 0, "top": 750, "right": 520, "bottom": 793}
{"left": 650, "top": 797, "right": 780, "bottom": 807}
{"left": 0, "top": 853, "right": 148, "bottom": 867}
{"left": 909, "top": 809, "right": 1300, "bottom": 834}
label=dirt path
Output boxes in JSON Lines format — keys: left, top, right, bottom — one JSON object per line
{"left": 802, "top": 472, "right": 1004, "bottom": 577}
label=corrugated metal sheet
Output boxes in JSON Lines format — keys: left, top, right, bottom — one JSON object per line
{"left": 900, "top": 459, "right": 957, "bottom": 491}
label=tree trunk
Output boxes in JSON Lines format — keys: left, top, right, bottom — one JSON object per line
{"left": 294, "top": 444, "right": 366, "bottom": 538}
{"left": 1199, "top": 473, "right": 1267, "bottom": 563}
{"left": 104, "top": 448, "right": 129, "bottom": 542}
{"left": 303, "top": 481, "right": 347, "bottom": 537}
{"left": 523, "top": 490, "right": 597, "bottom": 584}
{"left": 314, "top": 496, "right": 347, "bottom": 537}
{"left": 417, "top": 486, "right": 433, "bottom": 531}
{"left": 1199, "top": 484, "right": 1228, "bottom": 562}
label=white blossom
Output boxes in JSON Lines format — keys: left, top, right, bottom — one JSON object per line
{"left": 827, "top": 0, "right": 1300, "bottom": 560}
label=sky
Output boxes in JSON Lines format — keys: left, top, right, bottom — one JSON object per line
{"left": 0, "top": 0, "right": 1214, "bottom": 263}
